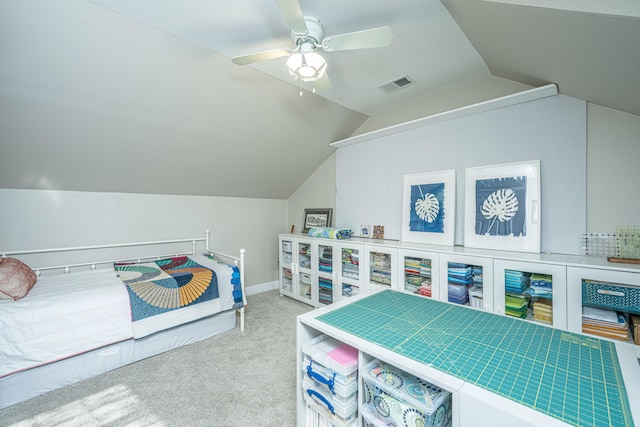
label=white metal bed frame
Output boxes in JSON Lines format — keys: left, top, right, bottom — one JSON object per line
{"left": 1, "top": 229, "right": 246, "bottom": 330}
{"left": 0, "top": 230, "right": 247, "bottom": 409}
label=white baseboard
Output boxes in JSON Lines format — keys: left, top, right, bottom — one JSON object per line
{"left": 244, "top": 281, "right": 278, "bottom": 296}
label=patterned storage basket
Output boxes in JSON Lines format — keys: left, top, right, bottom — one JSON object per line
{"left": 582, "top": 280, "right": 640, "bottom": 315}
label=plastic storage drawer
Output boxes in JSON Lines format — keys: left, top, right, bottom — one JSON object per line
{"left": 303, "top": 377, "right": 357, "bottom": 421}
{"left": 303, "top": 355, "right": 358, "bottom": 398}
{"left": 302, "top": 335, "right": 358, "bottom": 389}
{"left": 363, "top": 359, "right": 451, "bottom": 427}
{"left": 582, "top": 280, "right": 640, "bottom": 314}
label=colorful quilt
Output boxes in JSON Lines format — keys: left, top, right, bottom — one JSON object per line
{"left": 115, "top": 255, "right": 237, "bottom": 338}
{"left": 308, "top": 227, "right": 352, "bottom": 239}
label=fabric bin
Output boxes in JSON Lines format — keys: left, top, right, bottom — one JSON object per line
{"left": 582, "top": 280, "right": 640, "bottom": 314}
{"left": 363, "top": 359, "right": 451, "bottom": 427}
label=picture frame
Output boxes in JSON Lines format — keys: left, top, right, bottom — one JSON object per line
{"left": 302, "top": 208, "right": 333, "bottom": 233}
{"left": 360, "top": 224, "right": 372, "bottom": 238}
{"left": 401, "top": 170, "right": 456, "bottom": 246}
{"left": 464, "top": 160, "right": 540, "bottom": 253}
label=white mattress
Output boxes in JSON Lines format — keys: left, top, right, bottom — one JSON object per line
{"left": 0, "top": 268, "right": 133, "bottom": 378}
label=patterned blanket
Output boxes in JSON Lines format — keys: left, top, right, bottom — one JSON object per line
{"left": 115, "top": 256, "right": 221, "bottom": 338}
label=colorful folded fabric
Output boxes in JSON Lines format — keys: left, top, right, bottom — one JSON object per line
{"left": 308, "top": 227, "right": 352, "bottom": 239}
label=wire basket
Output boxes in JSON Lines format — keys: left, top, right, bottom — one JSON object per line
{"left": 583, "top": 226, "right": 640, "bottom": 260}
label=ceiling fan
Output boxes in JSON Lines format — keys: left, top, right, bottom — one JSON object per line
{"left": 231, "top": 0, "right": 393, "bottom": 91}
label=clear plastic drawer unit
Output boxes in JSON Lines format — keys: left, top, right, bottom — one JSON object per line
{"left": 302, "top": 335, "right": 359, "bottom": 426}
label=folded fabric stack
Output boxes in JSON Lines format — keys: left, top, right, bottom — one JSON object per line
{"left": 318, "top": 247, "right": 333, "bottom": 273}
{"left": 318, "top": 277, "right": 333, "bottom": 304}
{"left": 582, "top": 306, "right": 630, "bottom": 341}
{"left": 308, "top": 227, "right": 352, "bottom": 239}
{"left": 528, "top": 273, "right": 553, "bottom": 298}
{"left": 505, "top": 294, "right": 528, "bottom": 318}
{"left": 418, "top": 281, "right": 432, "bottom": 298}
{"left": 448, "top": 263, "right": 472, "bottom": 285}
{"left": 532, "top": 298, "right": 553, "bottom": 324}
{"left": 341, "top": 283, "right": 359, "bottom": 297}
{"left": 341, "top": 249, "right": 359, "bottom": 280}
{"left": 448, "top": 263, "right": 472, "bottom": 304}
{"left": 505, "top": 269, "right": 531, "bottom": 294}
{"left": 404, "top": 258, "right": 432, "bottom": 296}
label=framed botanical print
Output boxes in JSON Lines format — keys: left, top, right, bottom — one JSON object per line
{"left": 464, "top": 160, "right": 540, "bottom": 253}
{"left": 401, "top": 170, "right": 455, "bottom": 246}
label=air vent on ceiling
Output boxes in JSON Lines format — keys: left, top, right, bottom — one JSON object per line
{"left": 378, "top": 75, "right": 416, "bottom": 93}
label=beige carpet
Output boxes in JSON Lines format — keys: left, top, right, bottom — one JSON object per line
{"left": 0, "top": 290, "right": 312, "bottom": 427}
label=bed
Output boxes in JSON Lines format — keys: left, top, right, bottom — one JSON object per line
{"left": 0, "top": 230, "right": 246, "bottom": 409}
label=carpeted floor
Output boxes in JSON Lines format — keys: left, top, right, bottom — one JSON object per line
{"left": 0, "top": 290, "right": 312, "bottom": 427}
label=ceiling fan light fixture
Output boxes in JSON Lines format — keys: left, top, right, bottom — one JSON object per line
{"left": 286, "top": 51, "right": 327, "bottom": 82}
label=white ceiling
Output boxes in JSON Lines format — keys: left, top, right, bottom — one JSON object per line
{"left": 88, "top": 0, "right": 491, "bottom": 117}
{"left": 1, "top": 0, "right": 638, "bottom": 200}
{"left": 88, "top": 0, "right": 640, "bottom": 118}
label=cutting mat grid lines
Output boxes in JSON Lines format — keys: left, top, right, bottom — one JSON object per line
{"left": 317, "top": 290, "right": 634, "bottom": 427}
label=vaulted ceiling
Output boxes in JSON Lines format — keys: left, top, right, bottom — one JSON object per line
{"left": 1, "top": 0, "right": 638, "bottom": 199}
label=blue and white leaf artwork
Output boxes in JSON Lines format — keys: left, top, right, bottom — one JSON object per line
{"left": 409, "top": 182, "right": 445, "bottom": 233}
{"left": 475, "top": 176, "right": 526, "bottom": 237}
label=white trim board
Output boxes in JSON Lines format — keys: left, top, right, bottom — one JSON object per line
{"left": 330, "top": 84, "right": 558, "bottom": 148}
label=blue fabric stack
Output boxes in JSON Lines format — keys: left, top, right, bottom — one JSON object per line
{"left": 505, "top": 269, "right": 531, "bottom": 294}
{"left": 448, "top": 263, "right": 471, "bottom": 304}
{"left": 527, "top": 273, "right": 553, "bottom": 298}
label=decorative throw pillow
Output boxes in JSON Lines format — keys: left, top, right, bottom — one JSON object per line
{"left": 0, "top": 257, "right": 37, "bottom": 300}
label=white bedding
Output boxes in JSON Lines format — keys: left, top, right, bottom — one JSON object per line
{"left": 0, "top": 253, "right": 241, "bottom": 379}
{"left": 0, "top": 268, "right": 132, "bottom": 378}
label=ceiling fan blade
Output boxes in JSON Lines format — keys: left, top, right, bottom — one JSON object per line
{"left": 321, "top": 26, "right": 393, "bottom": 52}
{"left": 231, "top": 48, "right": 290, "bottom": 65}
{"left": 314, "top": 72, "right": 332, "bottom": 91}
{"left": 274, "top": 0, "right": 308, "bottom": 34}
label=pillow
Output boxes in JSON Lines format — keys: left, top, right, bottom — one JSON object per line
{"left": 0, "top": 257, "right": 37, "bottom": 300}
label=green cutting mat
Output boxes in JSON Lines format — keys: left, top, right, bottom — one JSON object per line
{"left": 317, "top": 290, "right": 634, "bottom": 427}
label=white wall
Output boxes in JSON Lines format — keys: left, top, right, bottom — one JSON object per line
{"left": 287, "top": 152, "right": 337, "bottom": 233}
{"left": 586, "top": 104, "right": 640, "bottom": 232}
{"left": 335, "top": 93, "right": 587, "bottom": 255}
{"left": 0, "top": 189, "right": 286, "bottom": 291}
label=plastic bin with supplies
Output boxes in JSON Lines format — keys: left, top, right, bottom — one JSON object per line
{"left": 363, "top": 359, "right": 452, "bottom": 427}
{"left": 302, "top": 335, "right": 359, "bottom": 426}
{"left": 302, "top": 335, "right": 358, "bottom": 395}
{"left": 303, "top": 377, "right": 358, "bottom": 426}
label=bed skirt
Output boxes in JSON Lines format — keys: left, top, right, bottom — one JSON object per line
{"left": 0, "top": 309, "right": 237, "bottom": 409}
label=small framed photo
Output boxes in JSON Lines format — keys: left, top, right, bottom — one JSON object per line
{"left": 302, "top": 208, "right": 333, "bottom": 233}
{"left": 464, "top": 160, "right": 540, "bottom": 253}
{"left": 401, "top": 170, "right": 456, "bottom": 246}
{"left": 360, "top": 224, "right": 372, "bottom": 238}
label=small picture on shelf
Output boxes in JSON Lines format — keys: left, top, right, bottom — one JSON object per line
{"left": 360, "top": 224, "right": 372, "bottom": 238}
{"left": 373, "top": 225, "right": 385, "bottom": 239}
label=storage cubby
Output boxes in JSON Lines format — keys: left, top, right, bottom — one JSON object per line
{"left": 364, "top": 245, "right": 397, "bottom": 292}
{"left": 397, "top": 249, "right": 440, "bottom": 300}
{"left": 338, "top": 244, "right": 362, "bottom": 300}
{"left": 439, "top": 254, "right": 493, "bottom": 312}
{"left": 567, "top": 262, "right": 640, "bottom": 346}
{"left": 361, "top": 359, "right": 452, "bottom": 427}
{"left": 301, "top": 335, "right": 359, "bottom": 427}
{"left": 493, "top": 258, "right": 567, "bottom": 329}
{"left": 317, "top": 244, "right": 334, "bottom": 305}
{"left": 279, "top": 236, "right": 294, "bottom": 297}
